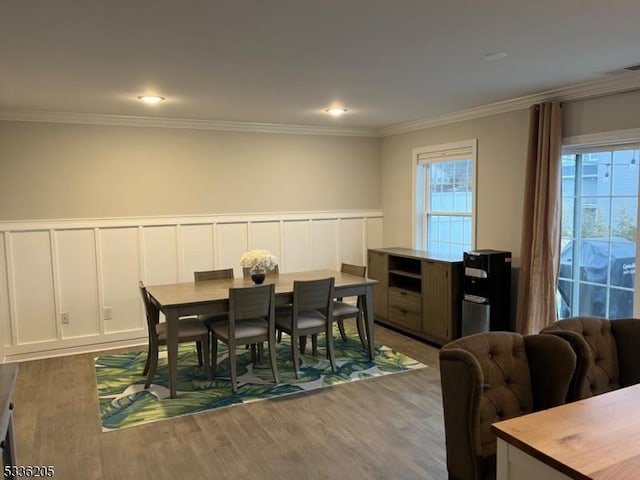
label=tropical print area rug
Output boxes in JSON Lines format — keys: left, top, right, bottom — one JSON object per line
{"left": 95, "top": 327, "right": 425, "bottom": 431}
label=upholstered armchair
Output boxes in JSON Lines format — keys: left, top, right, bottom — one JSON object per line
{"left": 540, "top": 316, "right": 640, "bottom": 401}
{"left": 439, "top": 331, "right": 576, "bottom": 480}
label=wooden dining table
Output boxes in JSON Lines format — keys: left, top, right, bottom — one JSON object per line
{"left": 492, "top": 383, "right": 640, "bottom": 479}
{"left": 146, "top": 269, "right": 378, "bottom": 398}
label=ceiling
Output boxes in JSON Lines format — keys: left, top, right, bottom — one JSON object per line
{"left": 2, "top": 0, "right": 640, "bottom": 132}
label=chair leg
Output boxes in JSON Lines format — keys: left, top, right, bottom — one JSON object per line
{"left": 326, "top": 326, "right": 336, "bottom": 373}
{"left": 257, "top": 342, "right": 264, "bottom": 363}
{"left": 196, "top": 341, "right": 203, "bottom": 366}
{"left": 337, "top": 319, "right": 348, "bottom": 341}
{"left": 211, "top": 336, "right": 219, "bottom": 379}
{"left": 291, "top": 338, "right": 300, "bottom": 379}
{"left": 145, "top": 342, "right": 159, "bottom": 389}
{"left": 142, "top": 346, "right": 151, "bottom": 376}
{"left": 250, "top": 344, "right": 257, "bottom": 364}
{"left": 277, "top": 330, "right": 282, "bottom": 343}
{"left": 355, "top": 312, "right": 368, "bottom": 349}
{"left": 229, "top": 342, "right": 237, "bottom": 393}
{"left": 299, "top": 335, "right": 307, "bottom": 354}
{"left": 311, "top": 334, "right": 318, "bottom": 357}
{"left": 268, "top": 332, "right": 279, "bottom": 384}
{"left": 201, "top": 335, "right": 210, "bottom": 372}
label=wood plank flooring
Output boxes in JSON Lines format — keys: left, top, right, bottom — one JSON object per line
{"left": 12, "top": 322, "right": 448, "bottom": 479}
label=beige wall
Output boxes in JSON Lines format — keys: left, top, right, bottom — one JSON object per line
{"left": 4, "top": 89, "right": 640, "bottom": 242}
{"left": 381, "top": 110, "right": 530, "bottom": 261}
{"left": 563, "top": 89, "right": 640, "bottom": 138}
{"left": 0, "top": 121, "right": 381, "bottom": 221}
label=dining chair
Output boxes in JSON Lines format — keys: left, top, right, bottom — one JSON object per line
{"left": 194, "top": 268, "right": 235, "bottom": 327}
{"left": 139, "top": 281, "right": 210, "bottom": 388}
{"left": 194, "top": 268, "right": 235, "bottom": 282}
{"left": 242, "top": 264, "right": 290, "bottom": 357}
{"left": 208, "top": 283, "right": 279, "bottom": 393}
{"left": 333, "top": 262, "right": 367, "bottom": 348}
{"left": 276, "top": 277, "right": 336, "bottom": 378}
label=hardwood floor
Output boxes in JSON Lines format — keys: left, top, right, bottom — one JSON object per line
{"left": 13, "top": 322, "right": 448, "bottom": 479}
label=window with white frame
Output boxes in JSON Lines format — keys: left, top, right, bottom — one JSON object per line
{"left": 413, "top": 139, "right": 477, "bottom": 258}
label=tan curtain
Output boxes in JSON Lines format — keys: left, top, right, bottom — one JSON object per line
{"left": 516, "top": 101, "right": 562, "bottom": 334}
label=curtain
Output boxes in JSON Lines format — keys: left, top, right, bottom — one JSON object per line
{"left": 515, "top": 101, "right": 562, "bottom": 334}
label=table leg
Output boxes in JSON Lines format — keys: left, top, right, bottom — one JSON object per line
{"left": 166, "top": 310, "right": 179, "bottom": 399}
{"left": 362, "top": 286, "right": 375, "bottom": 360}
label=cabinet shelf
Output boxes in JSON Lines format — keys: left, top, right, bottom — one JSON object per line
{"left": 389, "top": 269, "right": 422, "bottom": 280}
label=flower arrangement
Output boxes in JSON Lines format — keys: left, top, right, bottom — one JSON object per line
{"left": 240, "top": 249, "right": 278, "bottom": 272}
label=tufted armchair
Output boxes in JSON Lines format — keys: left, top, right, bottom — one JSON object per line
{"left": 439, "top": 331, "right": 576, "bottom": 480}
{"left": 540, "top": 316, "right": 640, "bottom": 401}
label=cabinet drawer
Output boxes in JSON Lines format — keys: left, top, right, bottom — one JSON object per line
{"left": 388, "top": 306, "right": 422, "bottom": 332}
{"left": 388, "top": 288, "right": 422, "bottom": 313}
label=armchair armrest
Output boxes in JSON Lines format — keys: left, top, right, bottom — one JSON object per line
{"left": 439, "top": 348, "right": 484, "bottom": 480}
{"left": 611, "top": 318, "right": 640, "bottom": 388}
{"left": 540, "top": 329, "right": 591, "bottom": 401}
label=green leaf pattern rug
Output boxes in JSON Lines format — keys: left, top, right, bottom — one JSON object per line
{"left": 95, "top": 327, "right": 426, "bottom": 431}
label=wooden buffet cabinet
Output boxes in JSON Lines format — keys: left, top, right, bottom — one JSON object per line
{"left": 367, "top": 248, "right": 463, "bottom": 346}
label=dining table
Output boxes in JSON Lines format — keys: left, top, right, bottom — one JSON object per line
{"left": 146, "top": 269, "right": 378, "bottom": 398}
{"left": 492, "top": 383, "right": 640, "bottom": 479}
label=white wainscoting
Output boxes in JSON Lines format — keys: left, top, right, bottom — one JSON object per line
{"left": 0, "top": 210, "right": 383, "bottom": 362}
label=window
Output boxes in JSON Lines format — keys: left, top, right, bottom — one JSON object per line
{"left": 559, "top": 143, "right": 639, "bottom": 319}
{"left": 413, "top": 140, "right": 477, "bottom": 257}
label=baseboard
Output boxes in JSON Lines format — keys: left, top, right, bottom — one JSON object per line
{"left": 3, "top": 336, "right": 147, "bottom": 363}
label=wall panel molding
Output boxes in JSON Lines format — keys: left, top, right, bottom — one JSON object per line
{"left": 0, "top": 210, "right": 382, "bottom": 362}
{"left": 0, "top": 210, "right": 384, "bottom": 232}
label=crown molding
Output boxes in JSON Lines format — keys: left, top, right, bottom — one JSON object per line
{"left": 0, "top": 109, "right": 380, "bottom": 137}
{"left": 379, "top": 72, "right": 640, "bottom": 136}
{"left": 2, "top": 73, "right": 640, "bottom": 138}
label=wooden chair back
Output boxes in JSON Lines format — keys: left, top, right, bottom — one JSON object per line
{"left": 229, "top": 283, "right": 275, "bottom": 323}
{"left": 340, "top": 262, "right": 366, "bottom": 277}
{"left": 194, "top": 268, "right": 234, "bottom": 281}
{"left": 138, "top": 281, "right": 157, "bottom": 332}
{"left": 293, "top": 277, "right": 335, "bottom": 312}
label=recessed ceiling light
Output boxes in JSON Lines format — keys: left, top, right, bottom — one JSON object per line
{"left": 326, "top": 108, "right": 348, "bottom": 117}
{"left": 483, "top": 52, "right": 508, "bottom": 61}
{"left": 137, "top": 95, "right": 165, "bottom": 104}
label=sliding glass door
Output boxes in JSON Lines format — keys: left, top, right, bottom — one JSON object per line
{"left": 559, "top": 145, "right": 639, "bottom": 319}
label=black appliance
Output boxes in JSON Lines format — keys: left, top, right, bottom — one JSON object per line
{"left": 461, "top": 250, "right": 512, "bottom": 336}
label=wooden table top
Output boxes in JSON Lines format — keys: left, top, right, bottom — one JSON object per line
{"left": 492, "top": 383, "right": 640, "bottom": 480}
{"left": 146, "top": 269, "right": 377, "bottom": 307}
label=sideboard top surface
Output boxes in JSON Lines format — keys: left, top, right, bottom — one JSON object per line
{"left": 369, "top": 247, "right": 463, "bottom": 264}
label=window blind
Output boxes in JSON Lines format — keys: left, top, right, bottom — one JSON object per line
{"left": 563, "top": 142, "right": 640, "bottom": 156}
{"left": 417, "top": 145, "right": 474, "bottom": 164}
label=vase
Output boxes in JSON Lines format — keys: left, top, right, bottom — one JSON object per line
{"left": 250, "top": 266, "right": 266, "bottom": 285}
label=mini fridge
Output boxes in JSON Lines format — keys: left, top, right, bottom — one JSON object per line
{"left": 461, "top": 250, "right": 512, "bottom": 336}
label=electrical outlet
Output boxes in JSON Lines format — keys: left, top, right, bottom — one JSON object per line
{"left": 61, "top": 312, "right": 70, "bottom": 324}
{"left": 103, "top": 307, "right": 113, "bottom": 320}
